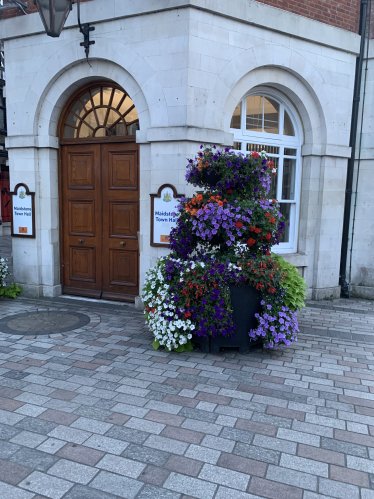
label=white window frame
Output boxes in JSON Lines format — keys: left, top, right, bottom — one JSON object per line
{"left": 230, "top": 87, "right": 303, "bottom": 254}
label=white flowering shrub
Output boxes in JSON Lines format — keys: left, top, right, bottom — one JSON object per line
{"left": 142, "top": 257, "right": 195, "bottom": 352}
{"left": 0, "top": 257, "right": 10, "bottom": 287}
{"left": 142, "top": 255, "right": 235, "bottom": 352}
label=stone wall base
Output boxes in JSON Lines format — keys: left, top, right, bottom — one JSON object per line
{"left": 350, "top": 285, "right": 374, "bottom": 300}
{"left": 312, "top": 286, "right": 341, "bottom": 301}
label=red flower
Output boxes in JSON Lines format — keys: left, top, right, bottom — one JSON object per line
{"left": 254, "top": 227, "right": 261, "bottom": 234}
{"left": 265, "top": 213, "right": 271, "bottom": 217}
{"left": 252, "top": 152, "right": 260, "bottom": 158}
{"left": 247, "top": 238, "right": 256, "bottom": 246}
{"left": 267, "top": 161, "right": 274, "bottom": 168}
{"left": 226, "top": 189, "right": 233, "bottom": 194}
{"left": 265, "top": 232, "right": 271, "bottom": 240}
{"left": 184, "top": 311, "right": 191, "bottom": 319}
{"left": 266, "top": 251, "right": 271, "bottom": 255}
{"left": 235, "top": 221, "right": 243, "bottom": 228}
{"left": 249, "top": 226, "right": 255, "bottom": 232}
{"left": 270, "top": 218, "right": 275, "bottom": 224}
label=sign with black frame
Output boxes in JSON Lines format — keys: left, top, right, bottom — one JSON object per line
{"left": 150, "top": 184, "right": 183, "bottom": 247}
{"left": 10, "top": 183, "right": 36, "bottom": 238}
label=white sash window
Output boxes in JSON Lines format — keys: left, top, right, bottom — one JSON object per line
{"left": 230, "top": 89, "right": 302, "bottom": 253}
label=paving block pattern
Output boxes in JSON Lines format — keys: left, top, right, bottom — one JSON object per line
{"left": 0, "top": 296, "right": 373, "bottom": 498}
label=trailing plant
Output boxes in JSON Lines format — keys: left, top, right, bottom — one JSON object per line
{"left": 142, "top": 256, "right": 236, "bottom": 352}
{"left": 273, "top": 253, "right": 308, "bottom": 310}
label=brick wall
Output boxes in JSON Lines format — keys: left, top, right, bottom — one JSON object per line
{"left": 1, "top": 0, "right": 371, "bottom": 36}
{"left": 1, "top": 0, "right": 93, "bottom": 20}
{"left": 254, "top": 0, "right": 362, "bottom": 34}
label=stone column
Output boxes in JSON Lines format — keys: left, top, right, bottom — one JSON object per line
{"left": 5, "top": 136, "right": 61, "bottom": 298}
{"left": 300, "top": 145, "right": 350, "bottom": 300}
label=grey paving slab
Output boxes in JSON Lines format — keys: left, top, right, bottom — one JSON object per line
{"left": 0, "top": 296, "right": 373, "bottom": 499}
{"left": 90, "top": 470, "right": 143, "bottom": 498}
{"left": 18, "top": 470, "right": 73, "bottom": 499}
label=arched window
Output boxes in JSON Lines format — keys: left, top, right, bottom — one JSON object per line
{"left": 230, "top": 89, "right": 302, "bottom": 253}
{"left": 63, "top": 84, "right": 140, "bottom": 139}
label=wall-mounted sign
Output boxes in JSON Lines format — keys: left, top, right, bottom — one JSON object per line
{"left": 10, "top": 183, "right": 36, "bottom": 238}
{"left": 150, "top": 184, "right": 184, "bottom": 247}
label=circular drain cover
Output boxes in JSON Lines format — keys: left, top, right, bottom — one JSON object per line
{"left": 0, "top": 311, "right": 90, "bottom": 336}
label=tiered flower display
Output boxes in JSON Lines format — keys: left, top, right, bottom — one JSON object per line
{"left": 143, "top": 146, "right": 307, "bottom": 352}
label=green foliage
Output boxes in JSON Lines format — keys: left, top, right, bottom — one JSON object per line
{"left": 0, "top": 283, "right": 23, "bottom": 299}
{"left": 273, "top": 254, "right": 307, "bottom": 311}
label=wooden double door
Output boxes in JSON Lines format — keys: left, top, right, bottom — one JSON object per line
{"left": 61, "top": 142, "right": 139, "bottom": 301}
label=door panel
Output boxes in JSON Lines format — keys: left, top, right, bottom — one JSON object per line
{"left": 108, "top": 150, "right": 138, "bottom": 189}
{"left": 62, "top": 145, "right": 102, "bottom": 298}
{"left": 69, "top": 200, "right": 96, "bottom": 236}
{"left": 102, "top": 143, "right": 139, "bottom": 300}
{"left": 109, "top": 201, "right": 138, "bottom": 238}
{"left": 69, "top": 246, "right": 96, "bottom": 282}
{"left": 61, "top": 142, "right": 139, "bottom": 302}
{"left": 67, "top": 154, "right": 95, "bottom": 189}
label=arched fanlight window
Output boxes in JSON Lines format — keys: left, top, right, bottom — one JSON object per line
{"left": 63, "top": 84, "right": 140, "bottom": 139}
{"left": 230, "top": 90, "right": 302, "bottom": 253}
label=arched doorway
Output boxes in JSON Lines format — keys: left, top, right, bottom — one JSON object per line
{"left": 58, "top": 82, "right": 140, "bottom": 302}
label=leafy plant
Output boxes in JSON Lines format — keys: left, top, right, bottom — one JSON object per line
{"left": 0, "top": 283, "right": 23, "bottom": 299}
{"left": 0, "top": 256, "right": 22, "bottom": 299}
{"left": 273, "top": 253, "right": 307, "bottom": 310}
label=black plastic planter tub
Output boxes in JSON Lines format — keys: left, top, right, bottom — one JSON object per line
{"left": 192, "top": 283, "right": 263, "bottom": 354}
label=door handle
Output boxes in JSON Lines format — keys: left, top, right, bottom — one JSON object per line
{"left": 78, "top": 239, "right": 84, "bottom": 243}
{"left": 120, "top": 241, "right": 126, "bottom": 246}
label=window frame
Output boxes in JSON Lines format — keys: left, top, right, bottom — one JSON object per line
{"left": 230, "top": 88, "right": 303, "bottom": 254}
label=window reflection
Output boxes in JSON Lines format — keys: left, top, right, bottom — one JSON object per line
{"left": 284, "top": 111, "right": 295, "bottom": 136}
{"left": 263, "top": 97, "right": 279, "bottom": 134}
{"left": 279, "top": 203, "right": 291, "bottom": 243}
{"left": 230, "top": 103, "right": 241, "bottom": 129}
{"left": 282, "top": 158, "right": 296, "bottom": 200}
{"left": 246, "top": 96, "right": 263, "bottom": 132}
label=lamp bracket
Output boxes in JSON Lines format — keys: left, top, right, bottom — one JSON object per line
{"left": 79, "top": 23, "right": 95, "bottom": 59}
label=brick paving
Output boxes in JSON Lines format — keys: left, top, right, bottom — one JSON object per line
{"left": 0, "top": 296, "right": 373, "bottom": 499}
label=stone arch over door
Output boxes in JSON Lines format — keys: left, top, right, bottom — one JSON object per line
{"left": 12, "top": 55, "right": 154, "bottom": 300}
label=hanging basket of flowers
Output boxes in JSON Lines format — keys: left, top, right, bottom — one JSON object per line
{"left": 142, "top": 145, "right": 307, "bottom": 353}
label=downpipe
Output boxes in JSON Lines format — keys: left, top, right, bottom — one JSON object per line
{"left": 339, "top": 0, "right": 368, "bottom": 298}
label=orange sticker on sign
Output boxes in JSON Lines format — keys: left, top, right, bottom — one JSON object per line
{"left": 19, "top": 227, "right": 28, "bottom": 234}
{"left": 160, "top": 235, "right": 170, "bottom": 243}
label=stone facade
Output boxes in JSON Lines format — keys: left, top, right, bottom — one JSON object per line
{"left": 1, "top": 0, "right": 371, "bottom": 301}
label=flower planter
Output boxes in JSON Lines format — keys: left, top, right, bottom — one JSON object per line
{"left": 201, "top": 169, "right": 222, "bottom": 187}
{"left": 191, "top": 334, "right": 210, "bottom": 354}
{"left": 210, "top": 284, "right": 263, "bottom": 354}
{"left": 192, "top": 284, "right": 263, "bottom": 354}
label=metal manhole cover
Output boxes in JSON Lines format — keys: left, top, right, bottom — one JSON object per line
{"left": 0, "top": 311, "right": 91, "bottom": 336}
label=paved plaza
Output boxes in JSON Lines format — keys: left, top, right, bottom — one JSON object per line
{"left": 0, "top": 296, "right": 373, "bottom": 499}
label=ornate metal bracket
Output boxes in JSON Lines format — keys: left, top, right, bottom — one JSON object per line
{"left": 76, "top": 0, "right": 95, "bottom": 61}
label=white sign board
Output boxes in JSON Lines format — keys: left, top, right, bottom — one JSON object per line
{"left": 11, "top": 184, "right": 35, "bottom": 238}
{"left": 151, "top": 185, "right": 183, "bottom": 246}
